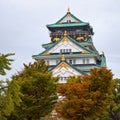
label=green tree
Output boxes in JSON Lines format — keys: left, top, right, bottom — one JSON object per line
{"left": 0, "top": 53, "right": 14, "bottom": 75}
{"left": 0, "top": 53, "right": 21, "bottom": 119}
{"left": 9, "top": 60, "right": 58, "bottom": 120}
{"left": 56, "top": 67, "right": 114, "bottom": 120}
{"left": 109, "top": 78, "right": 120, "bottom": 120}
{"left": 0, "top": 80, "right": 21, "bottom": 119}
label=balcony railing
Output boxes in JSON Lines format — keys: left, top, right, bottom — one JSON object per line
{"left": 50, "top": 30, "right": 90, "bottom": 42}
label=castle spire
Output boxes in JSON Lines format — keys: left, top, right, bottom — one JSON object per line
{"left": 67, "top": 7, "right": 70, "bottom": 14}
{"left": 61, "top": 54, "right": 65, "bottom": 61}
{"left": 64, "top": 30, "right": 67, "bottom": 36}
{"left": 102, "top": 51, "right": 105, "bottom": 55}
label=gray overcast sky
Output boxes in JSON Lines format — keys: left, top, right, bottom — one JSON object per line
{"left": 0, "top": 0, "right": 120, "bottom": 79}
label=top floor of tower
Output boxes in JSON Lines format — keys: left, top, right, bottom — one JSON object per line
{"left": 46, "top": 8, "right": 94, "bottom": 42}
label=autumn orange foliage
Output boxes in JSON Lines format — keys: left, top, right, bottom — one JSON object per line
{"left": 56, "top": 67, "right": 114, "bottom": 120}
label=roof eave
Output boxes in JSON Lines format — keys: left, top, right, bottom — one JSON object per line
{"left": 47, "top": 23, "right": 88, "bottom": 29}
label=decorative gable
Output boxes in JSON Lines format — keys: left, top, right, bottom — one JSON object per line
{"left": 56, "top": 8, "right": 81, "bottom": 24}
{"left": 47, "top": 37, "right": 88, "bottom": 54}
{"left": 52, "top": 62, "right": 82, "bottom": 83}
{"left": 58, "top": 13, "right": 79, "bottom": 24}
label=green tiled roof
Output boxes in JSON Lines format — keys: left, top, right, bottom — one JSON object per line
{"left": 33, "top": 53, "right": 99, "bottom": 60}
{"left": 56, "top": 12, "right": 86, "bottom": 24}
{"left": 47, "top": 23, "right": 88, "bottom": 28}
{"left": 37, "top": 36, "right": 97, "bottom": 57}
{"left": 74, "top": 55, "right": 106, "bottom": 71}
{"left": 100, "top": 54, "right": 106, "bottom": 67}
{"left": 42, "top": 43, "right": 54, "bottom": 49}
{"left": 48, "top": 54, "right": 106, "bottom": 74}
{"left": 47, "top": 12, "right": 88, "bottom": 28}
{"left": 42, "top": 37, "right": 98, "bottom": 54}
{"left": 42, "top": 39, "right": 61, "bottom": 49}
{"left": 67, "top": 36, "right": 97, "bottom": 54}
{"left": 74, "top": 65, "right": 99, "bottom": 72}
{"left": 50, "top": 61, "right": 87, "bottom": 76}
{"left": 48, "top": 57, "right": 106, "bottom": 76}
{"left": 42, "top": 37, "right": 92, "bottom": 50}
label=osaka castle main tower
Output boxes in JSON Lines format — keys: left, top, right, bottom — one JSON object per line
{"left": 33, "top": 9, "right": 106, "bottom": 83}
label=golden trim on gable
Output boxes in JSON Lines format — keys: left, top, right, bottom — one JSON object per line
{"left": 82, "top": 50, "right": 89, "bottom": 54}
{"left": 61, "top": 37, "right": 70, "bottom": 42}
{"left": 61, "top": 54, "right": 65, "bottom": 61}
{"left": 67, "top": 14, "right": 70, "bottom": 18}
{"left": 67, "top": 7, "right": 70, "bottom": 14}
{"left": 102, "top": 51, "right": 105, "bottom": 55}
{"left": 43, "top": 51, "right": 50, "bottom": 55}
{"left": 57, "top": 62, "right": 70, "bottom": 70}
{"left": 63, "top": 30, "right": 67, "bottom": 36}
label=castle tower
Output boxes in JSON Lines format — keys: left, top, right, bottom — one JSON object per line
{"left": 33, "top": 9, "right": 106, "bottom": 83}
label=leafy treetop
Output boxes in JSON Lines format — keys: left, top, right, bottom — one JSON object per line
{"left": 56, "top": 67, "right": 114, "bottom": 120}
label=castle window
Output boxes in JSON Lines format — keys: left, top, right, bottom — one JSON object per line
{"left": 73, "top": 59, "right": 76, "bottom": 64}
{"left": 86, "top": 58, "right": 89, "bottom": 64}
{"left": 46, "top": 60, "right": 49, "bottom": 65}
{"left": 69, "top": 20, "right": 71, "bottom": 23}
{"left": 60, "top": 49, "right": 72, "bottom": 53}
{"left": 83, "top": 58, "right": 85, "bottom": 64}
{"left": 60, "top": 77, "right": 63, "bottom": 81}
{"left": 60, "top": 77, "right": 67, "bottom": 82}
{"left": 69, "top": 59, "right": 72, "bottom": 64}
{"left": 67, "top": 59, "right": 76, "bottom": 64}
{"left": 82, "top": 58, "right": 90, "bottom": 64}
{"left": 60, "top": 49, "right": 62, "bottom": 53}
{"left": 66, "top": 49, "right": 68, "bottom": 53}
{"left": 68, "top": 49, "right": 71, "bottom": 52}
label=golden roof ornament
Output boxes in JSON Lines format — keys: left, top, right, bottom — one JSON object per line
{"left": 67, "top": 7, "right": 70, "bottom": 14}
{"left": 61, "top": 54, "right": 65, "bottom": 61}
{"left": 43, "top": 51, "right": 50, "bottom": 55}
{"left": 82, "top": 50, "right": 88, "bottom": 54}
{"left": 54, "top": 37, "right": 60, "bottom": 41}
{"left": 102, "top": 51, "right": 104, "bottom": 55}
{"left": 64, "top": 30, "right": 67, "bottom": 36}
